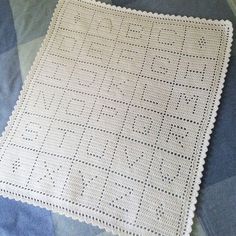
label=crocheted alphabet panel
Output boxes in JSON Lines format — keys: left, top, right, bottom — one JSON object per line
{"left": 0, "top": 0, "right": 233, "bottom": 235}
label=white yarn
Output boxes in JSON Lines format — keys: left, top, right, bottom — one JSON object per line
{"left": 0, "top": 0, "right": 233, "bottom": 235}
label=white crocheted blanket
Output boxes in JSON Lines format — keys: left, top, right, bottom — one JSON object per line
{"left": 0, "top": 0, "right": 233, "bottom": 235}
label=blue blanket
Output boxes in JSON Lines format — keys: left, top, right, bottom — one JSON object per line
{"left": 0, "top": 0, "right": 235, "bottom": 235}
